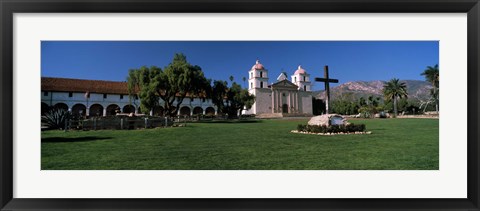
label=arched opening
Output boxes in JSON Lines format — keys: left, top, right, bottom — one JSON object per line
{"left": 53, "top": 103, "right": 68, "bottom": 111}
{"left": 123, "top": 105, "right": 135, "bottom": 114}
{"left": 193, "top": 107, "right": 203, "bottom": 115}
{"left": 89, "top": 104, "right": 104, "bottom": 117}
{"left": 205, "top": 107, "right": 215, "bottom": 115}
{"left": 153, "top": 106, "right": 164, "bottom": 116}
{"left": 71, "top": 104, "right": 86, "bottom": 117}
{"left": 41, "top": 102, "right": 50, "bottom": 116}
{"left": 180, "top": 106, "right": 191, "bottom": 116}
{"left": 260, "top": 81, "right": 263, "bottom": 88}
{"left": 282, "top": 104, "right": 289, "bottom": 113}
{"left": 106, "top": 104, "right": 120, "bottom": 116}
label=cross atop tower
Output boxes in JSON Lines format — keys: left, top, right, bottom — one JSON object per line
{"left": 315, "top": 65, "right": 339, "bottom": 114}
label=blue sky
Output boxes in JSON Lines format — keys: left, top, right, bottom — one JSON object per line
{"left": 41, "top": 41, "right": 438, "bottom": 91}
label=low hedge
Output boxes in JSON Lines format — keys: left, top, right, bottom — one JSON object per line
{"left": 297, "top": 124, "right": 366, "bottom": 134}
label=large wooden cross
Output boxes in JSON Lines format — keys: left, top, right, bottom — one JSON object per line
{"left": 315, "top": 65, "right": 339, "bottom": 114}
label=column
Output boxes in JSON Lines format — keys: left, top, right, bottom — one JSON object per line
{"left": 271, "top": 90, "right": 275, "bottom": 113}
{"left": 295, "top": 92, "right": 298, "bottom": 113}
{"left": 290, "top": 91, "right": 294, "bottom": 113}
{"left": 277, "top": 91, "right": 281, "bottom": 112}
{"left": 288, "top": 91, "right": 291, "bottom": 113}
{"left": 86, "top": 108, "right": 90, "bottom": 117}
{"left": 103, "top": 108, "right": 107, "bottom": 116}
{"left": 150, "top": 110, "right": 153, "bottom": 116}
{"left": 203, "top": 109, "right": 206, "bottom": 115}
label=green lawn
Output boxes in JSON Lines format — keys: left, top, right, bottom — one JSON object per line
{"left": 41, "top": 118, "right": 438, "bottom": 170}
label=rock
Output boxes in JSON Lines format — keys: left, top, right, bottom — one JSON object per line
{"left": 307, "top": 114, "right": 349, "bottom": 127}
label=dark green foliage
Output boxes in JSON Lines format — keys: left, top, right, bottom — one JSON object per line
{"left": 330, "top": 100, "right": 359, "bottom": 115}
{"left": 42, "top": 108, "right": 72, "bottom": 130}
{"left": 421, "top": 64, "right": 439, "bottom": 112}
{"left": 297, "top": 124, "right": 366, "bottom": 134}
{"left": 384, "top": 98, "right": 422, "bottom": 115}
{"left": 127, "top": 53, "right": 211, "bottom": 117}
{"left": 211, "top": 80, "right": 255, "bottom": 118}
{"left": 383, "top": 78, "right": 408, "bottom": 117}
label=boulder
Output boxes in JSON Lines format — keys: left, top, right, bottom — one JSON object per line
{"left": 307, "top": 114, "right": 350, "bottom": 127}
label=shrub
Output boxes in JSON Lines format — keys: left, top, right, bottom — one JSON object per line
{"left": 297, "top": 123, "right": 366, "bottom": 134}
{"left": 42, "top": 108, "right": 72, "bottom": 130}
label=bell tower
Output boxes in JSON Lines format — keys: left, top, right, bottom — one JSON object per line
{"left": 248, "top": 60, "right": 269, "bottom": 90}
{"left": 291, "top": 65, "right": 311, "bottom": 91}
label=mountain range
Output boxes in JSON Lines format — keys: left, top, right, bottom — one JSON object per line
{"left": 313, "top": 80, "right": 433, "bottom": 102}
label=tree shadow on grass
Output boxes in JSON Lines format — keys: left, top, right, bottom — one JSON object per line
{"left": 197, "top": 120, "right": 262, "bottom": 124}
{"left": 42, "top": 136, "right": 112, "bottom": 143}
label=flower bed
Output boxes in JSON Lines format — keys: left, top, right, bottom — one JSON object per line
{"left": 293, "top": 123, "right": 371, "bottom": 135}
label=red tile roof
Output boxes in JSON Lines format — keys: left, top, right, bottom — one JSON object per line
{"left": 41, "top": 77, "right": 130, "bottom": 94}
{"left": 41, "top": 77, "right": 207, "bottom": 98}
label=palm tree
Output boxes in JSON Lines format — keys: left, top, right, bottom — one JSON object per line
{"left": 383, "top": 78, "right": 408, "bottom": 118}
{"left": 229, "top": 75, "right": 234, "bottom": 83}
{"left": 242, "top": 76, "right": 246, "bottom": 88}
{"left": 421, "top": 64, "right": 439, "bottom": 113}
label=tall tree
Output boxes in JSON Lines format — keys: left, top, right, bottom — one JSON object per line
{"left": 127, "top": 66, "right": 161, "bottom": 113}
{"left": 242, "top": 76, "right": 246, "bottom": 88}
{"left": 383, "top": 78, "right": 408, "bottom": 118}
{"left": 211, "top": 80, "right": 255, "bottom": 118}
{"left": 127, "top": 53, "right": 210, "bottom": 117}
{"left": 421, "top": 64, "right": 439, "bottom": 112}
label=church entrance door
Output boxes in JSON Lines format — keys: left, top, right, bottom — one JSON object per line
{"left": 282, "top": 104, "right": 289, "bottom": 113}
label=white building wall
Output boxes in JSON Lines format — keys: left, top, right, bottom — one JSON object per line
{"left": 251, "top": 88, "right": 272, "bottom": 114}
{"left": 41, "top": 91, "right": 217, "bottom": 116}
{"left": 300, "top": 91, "right": 313, "bottom": 114}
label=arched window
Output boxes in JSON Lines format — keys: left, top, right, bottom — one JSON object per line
{"left": 260, "top": 82, "right": 263, "bottom": 88}
{"left": 303, "top": 76, "right": 306, "bottom": 81}
{"left": 250, "top": 82, "right": 253, "bottom": 89}
{"left": 250, "top": 72, "right": 253, "bottom": 78}
{"left": 294, "top": 77, "right": 296, "bottom": 82}
{"left": 260, "top": 71, "right": 263, "bottom": 78}
{"left": 304, "top": 85, "right": 307, "bottom": 91}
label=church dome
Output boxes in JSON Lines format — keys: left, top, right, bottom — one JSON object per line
{"left": 252, "top": 60, "right": 265, "bottom": 70}
{"left": 294, "top": 65, "right": 307, "bottom": 75}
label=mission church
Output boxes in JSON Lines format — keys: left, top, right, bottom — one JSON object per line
{"left": 243, "top": 60, "right": 313, "bottom": 116}
{"left": 41, "top": 59, "right": 314, "bottom": 117}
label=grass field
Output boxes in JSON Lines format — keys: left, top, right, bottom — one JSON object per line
{"left": 41, "top": 118, "right": 438, "bottom": 170}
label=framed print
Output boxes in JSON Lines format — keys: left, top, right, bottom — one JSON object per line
{"left": 1, "top": 0, "right": 479, "bottom": 210}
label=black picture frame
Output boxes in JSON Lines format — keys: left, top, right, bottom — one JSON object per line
{"left": 1, "top": 0, "right": 479, "bottom": 210}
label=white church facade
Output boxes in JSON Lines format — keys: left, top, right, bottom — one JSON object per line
{"left": 244, "top": 60, "right": 314, "bottom": 116}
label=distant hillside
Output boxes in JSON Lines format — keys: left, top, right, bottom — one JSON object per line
{"left": 314, "top": 80, "right": 433, "bottom": 102}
